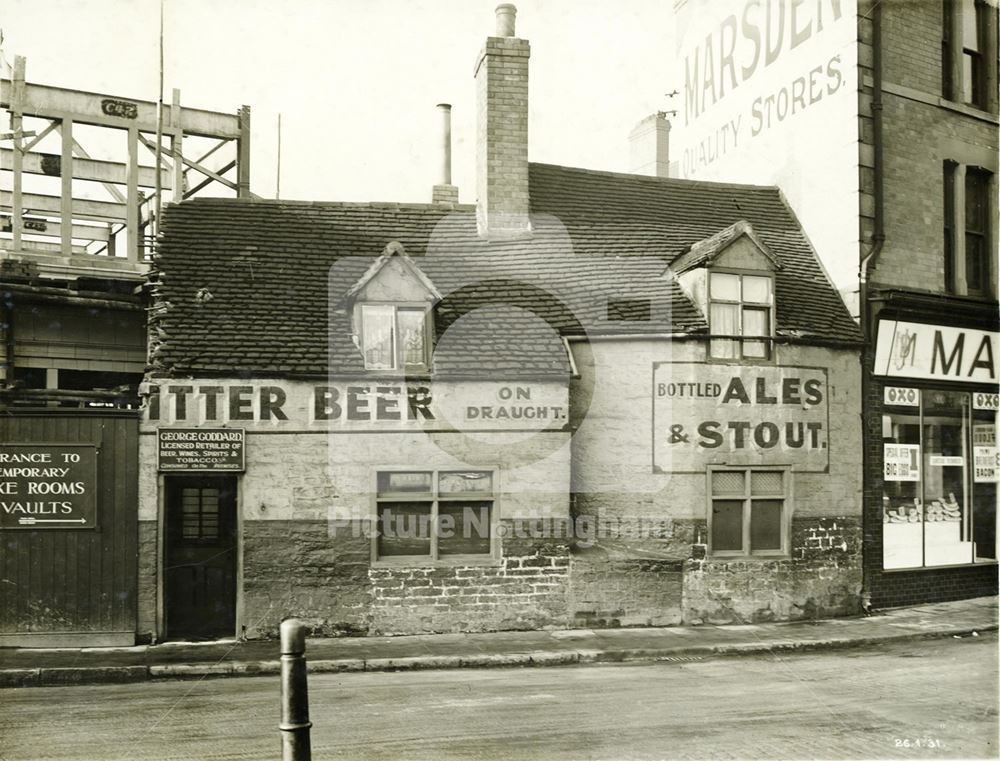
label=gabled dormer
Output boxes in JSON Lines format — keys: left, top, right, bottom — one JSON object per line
{"left": 344, "top": 241, "right": 440, "bottom": 373}
{"left": 669, "top": 220, "right": 782, "bottom": 361}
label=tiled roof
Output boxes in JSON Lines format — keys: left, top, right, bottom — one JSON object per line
{"left": 149, "top": 163, "right": 860, "bottom": 379}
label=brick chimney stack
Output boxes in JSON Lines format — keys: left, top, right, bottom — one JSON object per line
{"left": 475, "top": 3, "right": 531, "bottom": 238}
{"left": 432, "top": 104, "right": 459, "bottom": 204}
{"left": 629, "top": 112, "right": 672, "bottom": 178}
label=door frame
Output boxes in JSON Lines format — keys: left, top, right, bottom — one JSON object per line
{"left": 156, "top": 473, "right": 243, "bottom": 641}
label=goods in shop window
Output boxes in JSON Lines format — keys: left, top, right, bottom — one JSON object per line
{"left": 883, "top": 497, "right": 922, "bottom": 523}
{"left": 925, "top": 493, "right": 962, "bottom": 522}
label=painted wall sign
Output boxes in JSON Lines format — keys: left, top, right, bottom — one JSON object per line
{"left": 143, "top": 380, "right": 568, "bottom": 432}
{"left": 0, "top": 445, "right": 97, "bottom": 529}
{"left": 874, "top": 320, "right": 998, "bottom": 383}
{"left": 670, "top": 0, "right": 860, "bottom": 294}
{"left": 652, "top": 363, "right": 829, "bottom": 473}
{"left": 158, "top": 428, "right": 245, "bottom": 472}
{"left": 884, "top": 444, "right": 920, "bottom": 482}
{"left": 884, "top": 386, "right": 919, "bottom": 406}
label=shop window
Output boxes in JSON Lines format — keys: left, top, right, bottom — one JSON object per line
{"left": 943, "top": 0, "right": 996, "bottom": 110}
{"left": 375, "top": 470, "right": 494, "bottom": 561}
{"left": 709, "top": 272, "right": 773, "bottom": 360}
{"left": 360, "top": 304, "right": 429, "bottom": 372}
{"left": 882, "top": 388, "right": 998, "bottom": 570}
{"left": 944, "top": 162, "right": 995, "bottom": 298}
{"left": 709, "top": 467, "right": 787, "bottom": 556}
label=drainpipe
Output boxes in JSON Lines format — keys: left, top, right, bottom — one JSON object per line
{"left": 858, "top": 0, "right": 884, "bottom": 614}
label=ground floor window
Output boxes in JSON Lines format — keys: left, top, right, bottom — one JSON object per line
{"left": 374, "top": 469, "right": 494, "bottom": 561}
{"left": 882, "top": 387, "right": 998, "bottom": 569}
{"left": 708, "top": 467, "right": 789, "bottom": 557}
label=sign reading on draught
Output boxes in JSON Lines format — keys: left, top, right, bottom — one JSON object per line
{"left": 652, "top": 363, "right": 829, "bottom": 473}
{"left": 0, "top": 445, "right": 97, "bottom": 529}
{"left": 158, "top": 428, "right": 245, "bottom": 472}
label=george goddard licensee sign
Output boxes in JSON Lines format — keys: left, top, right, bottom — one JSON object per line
{"left": 653, "top": 363, "right": 829, "bottom": 473}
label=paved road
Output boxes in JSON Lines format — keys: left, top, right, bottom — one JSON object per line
{"left": 0, "top": 634, "right": 996, "bottom": 761}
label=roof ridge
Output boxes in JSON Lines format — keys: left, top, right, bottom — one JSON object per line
{"left": 174, "top": 197, "right": 477, "bottom": 211}
{"left": 529, "top": 161, "right": 782, "bottom": 193}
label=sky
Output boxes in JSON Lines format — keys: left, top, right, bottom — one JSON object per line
{"left": 2, "top": 0, "right": 674, "bottom": 204}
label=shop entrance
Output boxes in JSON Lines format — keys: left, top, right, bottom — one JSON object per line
{"left": 164, "top": 476, "right": 237, "bottom": 640}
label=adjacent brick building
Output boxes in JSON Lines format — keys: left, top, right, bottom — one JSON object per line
{"left": 138, "top": 5, "right": 863, "bottom": 641}
{"left": 671, "top": 0, "right": 999, "bottom": 609}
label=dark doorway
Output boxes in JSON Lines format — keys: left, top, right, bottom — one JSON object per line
{"left": 164, "top": 476, "right": 238, "bottom": 640}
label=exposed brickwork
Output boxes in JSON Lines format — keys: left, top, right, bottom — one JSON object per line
{"left": 475, "top": 35, "right": 531, "bottom": 237}
{"left": 683, "top": 518, "right": 863, "bottom": 625}
{"left": 370, "top": 532, "right": 570, "bottom": 634}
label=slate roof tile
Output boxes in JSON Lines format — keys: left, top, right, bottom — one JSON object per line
{"left": 150, "top": 163, "right": 859, "bottom": 379}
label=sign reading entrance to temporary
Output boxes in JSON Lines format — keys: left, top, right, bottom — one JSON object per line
{"left": 0, "top": 444, "right": 97, "bottom": 529}
{"left": 652, "top": 363, "right": 830, "bottom": 473}
{"left": 158, "top": 428, "right": 246, "bottom": 472}
{"left": 874, "top": 320, "right": 998, "bottom": 384}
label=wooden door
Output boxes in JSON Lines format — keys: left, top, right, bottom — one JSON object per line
{"left": 164, "top": 475, "right": 237, "bottom": 640}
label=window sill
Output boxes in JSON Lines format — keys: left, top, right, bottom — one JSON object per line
{"left": 372, "top": 554, "right": 500, "bottom": 568}
{"left": 708, "top": 553, "right": 789, "bottom": 561}
{"left": 882, "top": 560, "right": 998, "bottom": 573}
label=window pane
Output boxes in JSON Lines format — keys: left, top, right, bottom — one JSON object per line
{"left": 438, "top": 502, "right": 491, "bottom": 555}
{"left": 965, "top": 170, "right": 987, "bottom": 232}
{"left": 962, "top": 0, "right": 980, "bottom": 52}
{"left": 711, "top": 303, "right": 740, "bottom": 335}
{"left": 397, "top": 309, "right": 427, "bottom": 368}
{"left": 972, "top": 407, "right": 997, "bottom": 562}
{"left": 742, "top": 276, "right": 772, "bottom": 304}
{"left": 923, "top": 390, "right": 972, "bottom": 567}
{"left": 362, "top": 305, "right": 395, "bottom": 370}
{"left": 742, "top": 340, "right": 768, "bottom": 359}
{"left": 377, "top": 502, "right": 431, "bottom": 556}
{"left": 439, "top": 471, "right": 493, "bottom": 495}
{"left": 882, "top": 409, "right": 923, "bottom": 570}
{"left": 750, "top": 500, "right": 783, "bottom": 551}
{"left": 742, "top": 307, "right": 769, "bottom": 337}
{"left": 712, "top": 470, "right": 745, "bottom": 496}
{"left": 711, "top": 272, "right": 741, "bottom": 301}
{"left": 751, "top": 471, "right": 783, "bottom": 495}
{"left": 712, "top": 500, "right": 744, "bottom": 552}
{"left": 378, "top": 471, "right": 432, "bottom": 494}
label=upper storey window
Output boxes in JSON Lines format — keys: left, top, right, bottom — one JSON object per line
{"left": 709, "top": 272, "right": 774, "bottom": 360}
{"left": 361, "top": 305, "right": 429, "bottom": 371}
{"left": 346, "top": 241, "right": 439, "bottom": 375}
{"left": 943, "top": 0, "right": 997, "bottom": 111}
{"left": 669, "top": 220, "right": 781, "bottom": 363}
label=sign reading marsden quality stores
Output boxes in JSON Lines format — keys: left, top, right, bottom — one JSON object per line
{"left": 0, "top": 445, "right": 98, "bottom": 529}
{"left": 653, "top": 363, "right": 830, "bottom": 473}
{"left": 158, "top": 428, "right": 246, "bottom": 472}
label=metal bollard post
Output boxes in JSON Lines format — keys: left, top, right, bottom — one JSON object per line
{"left": 279, "top": 618, "right": 312, "bottom": 761}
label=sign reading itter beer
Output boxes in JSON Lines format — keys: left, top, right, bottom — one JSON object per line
{"left": 158, "top": 428, "right": 245, "bottom": 472}
{"left": 0, "top": 445, "right": 97, "bottom": 529}
{"left": 653, "top": 363, "right": 829, "bottom": 473}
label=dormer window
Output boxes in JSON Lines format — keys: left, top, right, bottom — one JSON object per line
{"left": 709, "top": 271, "right": 773, "bottom": 360}
{"left": 361, "top": 304, "right": 430, "bottom": 371}
{"left": 345, "top": 241, "right": 440, "bottom": 375}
